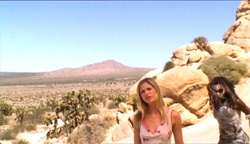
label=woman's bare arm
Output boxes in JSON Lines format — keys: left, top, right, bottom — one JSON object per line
{"left": 172, "top": 111, "right": 184, "bottom": 144}
{"left": 134, "top": 125, "right": 141, "bottom": 144}
{"left": 131, "top": 112, "right": 141, "bottom": 144}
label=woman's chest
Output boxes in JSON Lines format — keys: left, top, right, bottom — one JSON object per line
{"left": 143, "top": 114, "right": 162, "bottom": 132}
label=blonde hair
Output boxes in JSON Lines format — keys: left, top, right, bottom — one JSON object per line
{"left": 136, "top": 77, "right": 166, "bottom": 121}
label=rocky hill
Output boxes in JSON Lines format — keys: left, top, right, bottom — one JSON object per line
{"left": 0, "top": 60, "right": 152, "bottom": 85}
{"left": 44, "top": 59, "right": 151, "bottom": 78}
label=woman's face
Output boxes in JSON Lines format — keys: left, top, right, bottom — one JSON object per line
{"left": 211, "top": 83, "right": 225, "bottom": 99}
{"left": 139, "top": 82, "right": 158, "bottom": 104}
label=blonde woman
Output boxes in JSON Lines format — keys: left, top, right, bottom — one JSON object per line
{"left": 132, "top": 77, "right": 184, "bottom": 144}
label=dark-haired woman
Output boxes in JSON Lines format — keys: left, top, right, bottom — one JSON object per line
{"left": 207, "top": 76, "right": 250, "bottom": 144}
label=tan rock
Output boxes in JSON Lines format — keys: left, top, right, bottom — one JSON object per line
{"left": 188, "top": 50, "right": 203, "bottom": 63}
{"left": 156, "top": 66, "right": 209, "bottom": 97}
{"left": 171, "top": 43, "right": 211, "bottom": 66}
{"left": 156, "top": 66, "right": 210, "bottom": 118}
{"left": 209, "top": 41, "right": 245, "bottom": 58}
{"left": 171, "top": 46, "right": 189, "bottom": 66}
{"left": 224, "top": 0, "right": 250, "bottom": 51}
{"left": 169, "top": 103, "right": 198, "bottom": 126}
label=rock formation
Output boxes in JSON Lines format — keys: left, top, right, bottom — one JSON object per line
{"left": 224, "top": 0, "right": 250, "bottom": 51}
{"left": 108, "top": 1, "right": 250, "bottom": 143}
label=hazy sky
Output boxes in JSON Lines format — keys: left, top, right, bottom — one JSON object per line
{"left": 0, "top": 1, "right": 240, "bottom": 72}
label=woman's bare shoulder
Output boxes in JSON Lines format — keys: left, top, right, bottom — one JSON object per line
{"left": 170, "top": 110, "right": 182, "bottom": 123}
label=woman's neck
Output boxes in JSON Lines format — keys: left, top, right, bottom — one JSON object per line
{"left": 146, "top": 105, "right": 159, "bottom": 114}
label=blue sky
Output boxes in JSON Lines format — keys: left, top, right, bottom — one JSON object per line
{"left": 0, "top": 1, "right": 240, "bottom": 72}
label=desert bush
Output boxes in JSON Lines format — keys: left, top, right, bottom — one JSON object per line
{"left": 0, "top": 100, "right": 13, "bottom": 125}
{"left": 46, "top": 90, "right": 98, "bottom": 138}
{"left": 200, "top": 55, "right": 247, "bottom": 84}
{"left": 109, "top": 95, "right": 127, "bottom": 107}
{"left": 127, "top": 94, "right": 138, "bottom": 111}
{"left": 162, "top": 61, "right": 175, "bottom": 72}
{"left": 0, "top": 128, "right": 17, "bottom": 140}
{"left": 0, "top": 100, "right": 13, "bottom": 116}
{"left": 14, "top": 139, "right": 29, "bottom": 144}
{"left": 46, "top": 98, "right": 59, "bottom": 111}
{"left": 193, "top": 36, "right": 214, "bottom": 55}
{"left": 24, "top": 123, "right": 36, "bottom": 131}
{"left": 15, "top": 107, "right": 26, "bottom": 125}
{"left": 25, "top": 105, "right": 50, "bottom": 124}
{"left": 67, "top": 112, "right": 116, "bottom": 144}
{"left": 107, "top": 101, "right": 117, "bottom": 109}
{"left": 193, "top": 36, "right": 208, "bottom": 45}
{"left": 14, "top": 105, "right": 48, "bottom": 132}
{"left": 0, "top": 113, "right": 7, "bottom": 125}
{"left": 87, "top": 104, "right": 100, "bottom": 115}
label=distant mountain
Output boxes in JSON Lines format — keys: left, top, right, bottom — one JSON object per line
{"left": 0, "top": 60, "right": 152, "bottom": 85}
{"left": 0, "top": 72, "right": 41, "bottom": 78}
{"left": 45, "top": 59, "right": 152, "bottom": 77}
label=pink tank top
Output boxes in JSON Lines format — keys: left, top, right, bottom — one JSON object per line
{"left": 140, "top": 108, "right": 172, "bottom": 144}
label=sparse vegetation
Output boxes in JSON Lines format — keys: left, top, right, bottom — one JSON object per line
{"left": 110, "top": 95, "right": 127, "bottom": 108}
{"left": 0, "top": 113, "right": 5, "bottom": 125}
{"left": 67, "top": 111, "right": 116, "bottom": 144}
{"left": 0, "top": 78, "right": 137, "bottom": 142}
{"left": 0, "top": 128, "right": 17, "bottom": 140}
{"left": 0, "top": 100, "right": 13, "bottom": 125}
{"left": 163, "top": 61, "right": 175, "bottom": 72}
{"left": 193, "top": 36, "right": 214, "bottom": 55}
{"left": 200, "top": 55, "right": 247, "bottom": 84}
{"left": 0, "top": 100, "right": 13, "bottom": 116}
{"left": 127, "top": 94, "right": 137, "bottom": 111}
{"left": 15, "top": 139, "right": 30, "bottom": 144}
{"left": 46, "top": 90, "right": 98, "bottom": 138}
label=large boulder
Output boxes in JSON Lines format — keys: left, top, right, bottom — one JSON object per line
{"left": 169, "top": 103, "right": 199, "bottom": 126}
{"left": 129, "top": 66, "right": 210, "bottom": 125}
{"left": 156, "top": 66, "right": 209, "bottom": 118}
{"left": 224, "top": 0, "right": 250, "bottom": 51}
{"left": 209, "top": 41, "right": 245, "bottom": 57}
{"left": 171, "top": 43, "right": 211, "bottom": 66}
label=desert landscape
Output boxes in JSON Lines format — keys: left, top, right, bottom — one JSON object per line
{"left": 1, "top": 0, "right": 250, "bottom": 144}
{"left": 0, "top": 60, "right": 149, "bottom": 144}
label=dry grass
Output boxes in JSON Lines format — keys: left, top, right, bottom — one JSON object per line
{"left": 0, "top": 79, "right": 136, "bottom": 108}
{"left": 0, "top": 78, "right": 137, "bottom": 141}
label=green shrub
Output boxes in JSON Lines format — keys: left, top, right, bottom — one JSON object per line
{"left": 193, "top": 36, "right": 214, "bottom": 55}
{"left": 67, "top": 112, "right": 116, "bottom": 144}
{"left": 127, "top": 95, "right": 137, "bottom": 111}
{"left": 24, "top": 123, "right": 36, "bottom": 131}
{"left": 87, "top": 104, "right": 100, "bottom": 115}
{"left": 15, "top": 107, "right": 26, "bottom": 125}
{"left": 25, "top": 105, "right": 49, "bottom": 124}
{"left": 0, "top": 113, "right": 7, "bottom": 125}
{"left": 14, "top": 105, "right": 48, "bottom": 132}
{"left": 15, "top": 139, "right": 29, "bottom": 144}
{"left": 200, "top": 55, "right": 247, "bottom": 84}
{"left": 0, "top": 128, "right": 17, "bottom": 140}
{"left": 193, "top": 36, "right": 208, "bottom": 45}
{"left": 162, "top": 61, "right": 175, "bottom": 72}
{"left": 0, "top": 100, "right": 13, "bottom": 116}
{"left": 110, "top": 95, "right": 127, "bottom": 107}
{"left": 0, "top": 101, "right": 13, "bottom": 126}
{"left": 46, "top": 90, "right": 98, "bottom": 138}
